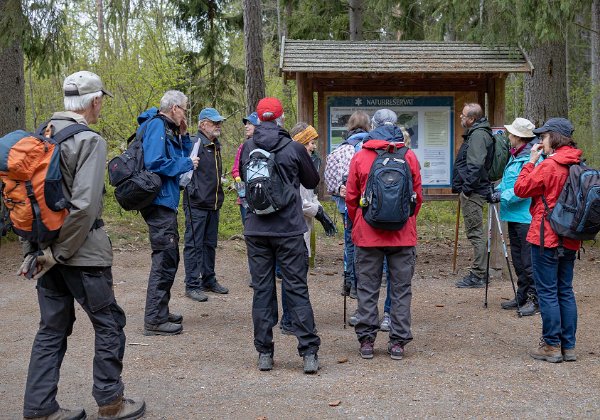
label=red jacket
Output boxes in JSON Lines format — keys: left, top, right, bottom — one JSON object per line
{"left": 514, "top": 145, "right": 582, "bottom": 251}
{"left": 346, "top": 139, "right": 423, "bottom": 247}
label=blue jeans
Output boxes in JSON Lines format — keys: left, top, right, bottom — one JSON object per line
{"left": 344, "top": 212, "right": 356, "bottom": 288}
{"left": 383, "top": 257, "right": 392, "bottom": 314}
{"left": 531, "top": 245, "right": 577, "bottom": 349}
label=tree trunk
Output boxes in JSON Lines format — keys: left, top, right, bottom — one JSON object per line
{"left": 96, "top": 0, "right": 106, "bottom": 59}
{"left": 0, "top": 41, "right": 25, "bottom": 134}
{"left": 524, "top": 41, "right": 568, "bottom": 127}
{"left": 243, "top": 0, "right": 265, "bottom": 114}
{"left": 348, "top": 0, "right": 363, "bottom": 41}
{"left": 592, "top": 0, "right": 600, "bottom": 146}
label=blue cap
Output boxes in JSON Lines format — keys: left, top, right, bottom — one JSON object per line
{"left": 198, "top": 107, "right": 226, "bottom": 122}
{"left": 242, "top": 112, "right": 260, "bottom": 126}
{"left": 533, "top": 117, "right": 574, "bottom": 138}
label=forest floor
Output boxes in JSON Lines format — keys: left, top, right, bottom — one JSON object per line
{"left": 1, "top": 234, "right": 600, "bottom": 419}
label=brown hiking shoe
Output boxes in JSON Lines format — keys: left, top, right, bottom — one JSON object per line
{"left": 530, "top": 339, "right": 562, "bottom": 363}
{"left": 98, "top": 396, "right": 145, "bottom": 420}
{"left": 562, "top": 348, "right": 577, "bottom": 362}
{"left": 25, "top": 407, "right": 86, "bottom": 420}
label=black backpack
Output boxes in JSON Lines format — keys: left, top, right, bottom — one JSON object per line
{"left": 542, "top": 162, "right": 600, "bottom": 243}
{"left": 108, "top": 118, "right": 162, "bottom": 211}
{"left": 487, "top": 132, "right": 511, "bottom": 181}
{"left": 361, "top": 144, "right": 416, "bottom": 230}
{"left": 243, "top": 138, "right": 295, "bottom": 215}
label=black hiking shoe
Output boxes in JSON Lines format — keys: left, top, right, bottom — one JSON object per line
{"left": 518, "top": 299, "right": 539, "bottom": 317}
{"left": 258, "top": 353, "right": 273, "bottom": 371}
{"left": 359, "top": 340, "right": 374, "bottom": 359}
{"left": 387, "top": 342, "right": 404, "bottom": 360}
{"left": 202, "top": 281, "right": 229, "bottom": 294}
{"left": 26, "top": 407, "right": 86, "bottom": 420}
{"left": 455, "top": 273, "right": 485, "bottom": 288}
{"left": 349, "top": 284, "right": 357, "bottom": 299}
{"left": 501, "top": 299, "right": 518, "bottom": 309}
{"left": 303, "top": 353, "right": 319, "bottom": 374}
{"left": 144, "top": 321, "right": 182, "bottom": 336}
{"left": 348, "top": 311, "right": 359, "bottom": 327}
{"left": 185, "top": 289, "right": 208, "bottom": 302}
{"left": 98, "top": 396, "right": 145, "bottom": 420}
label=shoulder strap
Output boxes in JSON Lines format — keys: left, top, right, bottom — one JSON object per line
{"left": 270, "top": 137, "right": 293, "bottom": 154}
{"left": 53, "top": 124, "right": 96, "bottom": 144}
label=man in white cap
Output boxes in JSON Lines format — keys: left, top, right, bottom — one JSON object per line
{"left": 19, "top": 71, "right": 145, "bottom": 419}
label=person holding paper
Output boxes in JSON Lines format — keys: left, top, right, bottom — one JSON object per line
{"left": 183, "top": 108, "right": 230, "bottom": 303}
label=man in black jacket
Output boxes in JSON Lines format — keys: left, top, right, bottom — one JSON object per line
{"left": 240, "top": 97, "right": 321, "bottom": 374}
{"left": 451, "top": 103, "right": 494, "bottom": 288}
{"left": 183, "top": 108, "right": 229, "bottom": 302}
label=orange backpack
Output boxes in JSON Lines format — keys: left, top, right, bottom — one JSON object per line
{"left": 0, "top": 122, "right": 92, "bottom": 244}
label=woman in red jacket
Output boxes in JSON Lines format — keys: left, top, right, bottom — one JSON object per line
{"left": 514, "top": 118, "right": 582, "bottom": 363}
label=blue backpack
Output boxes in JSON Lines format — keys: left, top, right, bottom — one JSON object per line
{"left": 360, "top": 144, "right": 416, "bottom": 230}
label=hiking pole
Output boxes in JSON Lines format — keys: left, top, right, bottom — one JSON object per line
{"left": 484, "top": 203, "right": 493, "bottom": 308}
{"left": 343, "top": 289, "right": 347, "bottom": 329}
{"left": 490, "top": 204, "right": 521, "bottom": 317}
{"left": 452, "top": 199, "right": 461, "bottom": 274}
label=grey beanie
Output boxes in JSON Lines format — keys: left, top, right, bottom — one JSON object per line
{"left": 371, "top": 109, "right": 398, "bottom": 128}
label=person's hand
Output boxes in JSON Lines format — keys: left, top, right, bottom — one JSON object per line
{"left": 191, "top": 156, "right": 200, "bottom": 170}
{"left": 17, "top": 252, "right": 40, "bottom": 279}
{"left": 460, "top": 191, "right": 471, "bottom": 200}
{"left": 179, "top": 118, "right": 188, "bottom": 136}
{"left": 32, "top": 248, "right": 57, "bottom": 280}
{"left": 315, "top": 206, "right": 337, "bottom": 236}
{"left": 486, "top": 191, "right": 501, "bottom": 203}
{"left": 530, "top": 143, "right": 543, "bottom": 164}
{"left": 339, "top": 184, "right": 347, "bottom": 198}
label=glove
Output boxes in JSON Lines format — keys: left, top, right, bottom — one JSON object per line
{"left": 315, "top": 206, "right": 337, "bottom": 236}
{"left": 17, "top": 252, "right": 41, "bottom": 279}
{"left": 32, "top": 248, "right": 57, "bottom": 280}
{"left": 487, "top": 191, "right": 501, "bottom": 203}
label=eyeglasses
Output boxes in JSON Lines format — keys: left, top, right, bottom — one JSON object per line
{"left": 210, "top": 120, "right": 223, "bottom": 126}
{"left": 175, "top": 104, "right": 187, "bottom": 113}
{"left": 460, "top": 114, "right": 470, "bottom": 119}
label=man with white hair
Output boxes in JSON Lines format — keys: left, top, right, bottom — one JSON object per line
{"left": 20, "top": 71, "right": 145, "bottom": 420}
{"left": 137, "top": 91, "right": 199, "bottom": 336}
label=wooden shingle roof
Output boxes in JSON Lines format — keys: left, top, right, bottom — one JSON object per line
{"left": 280, "top": 39, "right": 533, "bottom": 75}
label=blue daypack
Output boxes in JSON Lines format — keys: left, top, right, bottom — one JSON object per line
{"left": 361, "top": 144, "right": 416, "bottom": 230}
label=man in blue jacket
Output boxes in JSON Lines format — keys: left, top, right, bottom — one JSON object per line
{"left": 183, "top": 108, "right": 229, "bottom": 303}
{"left": 138, "top": 90, "right": 199, "bottom": 336}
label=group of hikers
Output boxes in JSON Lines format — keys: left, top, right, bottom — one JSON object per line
{"left": 4, "top": 70, "right": 589, "bottom": 419}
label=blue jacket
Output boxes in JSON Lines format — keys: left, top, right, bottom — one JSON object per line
{"left": 137, "top": 107, "right": 194, "bottom": 210}
{"left": 496, "top": 138, "right": 537, "bottom": 224}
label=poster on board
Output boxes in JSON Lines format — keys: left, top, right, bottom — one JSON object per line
{"left": 327, "top": 96, "right": 454, "bottom": 187}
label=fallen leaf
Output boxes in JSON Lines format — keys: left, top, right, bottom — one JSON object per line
{"left": 337, "top": 357, "right": 348, "bottom": 364}
{"left": 329, "top": 400, "right": 342, "bottom": 407}
{"left": 435, "top": 304, "right": 444, "bottom": 308}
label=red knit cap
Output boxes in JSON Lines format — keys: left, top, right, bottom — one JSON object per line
{"left": 256, "top": 97, "right": 284, "bottom": 121}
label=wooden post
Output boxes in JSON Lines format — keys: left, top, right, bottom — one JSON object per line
{"left": 296, "top": 73, "right": 313, "bottom": 124}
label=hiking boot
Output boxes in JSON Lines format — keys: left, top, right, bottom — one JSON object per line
{"left": 348, "top": 311, "right": 359, "bottom": 327}
{"left": 387, "top": 342, "right": 404, "bottom": 360}
{"left": 518, "top": 299, "right": 539, "bottom": 317}
{"left": 359, "top": 340, "right": 374, "bottom": 359}
{"left": 202, "top": 281, "right": 229, "bottom": 294}
{"left": 562, "top": 348, "right": 577, "bottom": 362}
{"left": 185, "top": 289, "right": 208, "bottom": 302}
{"left": 257, "top": 353, "right": 273, "bottom": 371}
{"left": 25, "top": 407, "right": 86, "bottom": 420}
{"left": 455, "top": 273, "right": 485, "bottom": 288}
{"left": 303, "top": 353, "right": 319, "bottom": 374}
{"left": 349, "top": 284, "right": 357, "bottom": 299}
{"left": 98, "top": 396, "right": 145, "bottom": 420}
{"left": 168, "top": 312, "right": 183, "bottom": 324}
{"left": 530, "top": 339, "right": 562, "bottom": 363}
{"left": 379, "top": 312, "right": 391, "bottom": 332}
{"left": 501, "top": 299, "right": 518, "bottom": 309}
{"left": 144, "top": 321, "right": 182, "bottom": 336}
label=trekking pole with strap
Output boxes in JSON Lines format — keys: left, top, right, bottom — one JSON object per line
{"left": 484, "top": 203, "right": 493, "bottom": 307}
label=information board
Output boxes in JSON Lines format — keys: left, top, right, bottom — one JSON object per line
{"left": 327, "top": 96, "right": 454, "bottom": 187}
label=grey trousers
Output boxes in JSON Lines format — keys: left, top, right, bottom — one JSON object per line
{"left": 355, "top": 246, "right": 416, "bottom": 346}
{"left": 460, "top": 193, "right": 487, "bottom": 278}
{"left": 23, "top": 265, "right": 125, "bottom": 417}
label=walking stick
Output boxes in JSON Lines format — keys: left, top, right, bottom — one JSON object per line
{"left": 484, "top": 203, "right": 493, "bottom": 308}
{"left": 343, "top": 289, "right": 347, "bottom": 329}
{"left": 452, "top": 199, "right": 461, "bottom": 274}
{"left": 489, "top": 204, "right": 521, "bottom": 316}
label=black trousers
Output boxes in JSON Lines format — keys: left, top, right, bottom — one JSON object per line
{"left": 23, "top": 265, "right": 125, "bottom": 417}
{"left": 183, "top": 206, "right": 219, "bottom": 290}
{"left": 141, "top": 205, "right": 179, "bottom": 325}
{"left": 508, "top": 222, "right": 537, "bottom": 304}
{"left": 245, "top": 234, "right": 320, "bottom": 357}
